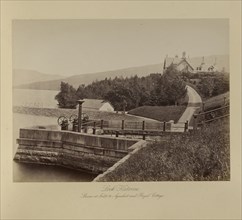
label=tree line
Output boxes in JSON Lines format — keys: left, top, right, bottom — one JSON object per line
{"left": 55, "top": 65, "right": 187, "bottom": 110}
{"left": 181, "top": 71, "right": 229, "bottom": 98}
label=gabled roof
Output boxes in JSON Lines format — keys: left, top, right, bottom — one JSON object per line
{"left": 188, "top": 57, "right": 218, "bottom": 71}
{"left": 177, "top": 58, "right": 195, "bottom": 70}
{"left": 82, "top": 99, "right": 112, "bottom": 110}
{"left": 164, "top": 55, "right": 221, "bottom": 72}
{"left": 164, "top": 57, "right": 194, "bottom": 70}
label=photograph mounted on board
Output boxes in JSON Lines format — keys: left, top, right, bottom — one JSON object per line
{"left": 12, "top": 19, "right": 230, "bottom": 182}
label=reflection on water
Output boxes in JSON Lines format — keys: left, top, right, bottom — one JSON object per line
{"left": 13, "top": 161, "right": 97, "bottom": 182}
{"left": 13, "top": 113, "right": 97, "bottom": 182}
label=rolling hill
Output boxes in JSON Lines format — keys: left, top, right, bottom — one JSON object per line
{"left": 15, "top": 63, "right": 163, "bottom": 90}
{"left": 13, "top": 69, "right": 64, "bottom": 87}
{"left": 14, "top": 54, "right": 229, "bottom": 90}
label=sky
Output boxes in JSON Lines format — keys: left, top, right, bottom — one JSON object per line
{"left": 13, "top": 19, "right": 229, "bottom": 77}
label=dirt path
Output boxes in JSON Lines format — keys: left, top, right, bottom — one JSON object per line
{"left": 172, "top": 86, "right": 202, "bottom": 131}
{"left": 178, "top": 86, "right": 202, "bottom": 122}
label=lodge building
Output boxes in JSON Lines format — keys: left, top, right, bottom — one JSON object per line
{"left": 163, "top": 52, "right": 218, "bottom": 73}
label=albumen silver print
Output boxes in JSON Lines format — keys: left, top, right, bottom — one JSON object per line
{"left": 12, "top": 19, "right": 230, "bottom": 182}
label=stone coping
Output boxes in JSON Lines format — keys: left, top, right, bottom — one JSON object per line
{"left": 93, "top": 140, "right": 148, "bottom": 182}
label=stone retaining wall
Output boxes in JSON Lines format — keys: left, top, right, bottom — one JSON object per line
{"left": 93, "top": 140, "right": 148, "bottom": 182}
{"left": 14, "top": 128, "right": 139, "bottom": 174}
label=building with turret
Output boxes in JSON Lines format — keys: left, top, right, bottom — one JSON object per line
{"left": 163, "top": 52, "right": 218, "bottom": 73}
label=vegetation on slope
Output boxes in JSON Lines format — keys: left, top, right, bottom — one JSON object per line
{"left": 128, "top": 105, "right": 186, "bottom": 123}
{"left": 182, "top": 71, "right": 229, "bottom": 100}
{"left": 55, "top": 66, "right": 187, "bottom": 110}
{"left": 98, "top": 118, "right": 230, "bottom": 181}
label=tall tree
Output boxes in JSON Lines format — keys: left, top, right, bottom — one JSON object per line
{"left": 154, "top": 65, "right": 187, "bottom": 105}
{"left": 197, "top": 77, "right": 215, "bottom": 98}
{"left": 104, "top": 84, "right": 134, "bottom": 111}
{"left": 55, "top": 82, "right": 78, "bottom": 109}
{"left": 76, "top": 84, "right": 86, "bottom": 99}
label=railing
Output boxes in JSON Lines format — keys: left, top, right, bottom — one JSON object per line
{"left": 83, "top": 120, "right": 169, "bottom": 131}
{"left": 62, "top": 119, "right": 189, "bottom": 140}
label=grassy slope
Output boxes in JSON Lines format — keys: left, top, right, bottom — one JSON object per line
{"left": 98, "top": 118, "right": 230, "bottom": 181}
{"left": 128, "top": 105, "right": 187, "bottom": 123}
{"left": 13, "top": 106, "right": 154, "bottom": 122}
{"left": 189, "top": 91, "right": 229, "bottom": 126}
{"left": 203, "top": 92, "right": 229, "bottom": 111}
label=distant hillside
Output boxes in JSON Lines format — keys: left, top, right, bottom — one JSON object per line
{"left": 15, "top": 54, "right": 229, "bottom": 90}
{"left": 15, "top": 63, "right": 163, "bottom": 90}
{"left": 13, "top": 69, "right": 64, "bottom": 87}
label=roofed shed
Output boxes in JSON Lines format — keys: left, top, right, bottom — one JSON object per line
{"left": 82, "top": 99, "right": 114, "bottom": 112}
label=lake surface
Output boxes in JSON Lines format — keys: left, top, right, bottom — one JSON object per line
{"left": 13, "top": 89, "right": 59, "bottom": 108}
{"left": 13, "top": 113, "right": 97, "bottom": 182}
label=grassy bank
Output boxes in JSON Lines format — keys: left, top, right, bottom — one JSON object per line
{"left": 128, "top": 105, "right": 186, "bottom": 122}
{"left": 13, "top": 106, "right": 155, "bottom": 122}
{"left": 203, "top": 92, "right": 229, "bottom": 111}
{"left": 190, "top": 92, "right": 229, "bottom": 125}
{"left": 98, "top": 118, "right": 230, "bottom": 181}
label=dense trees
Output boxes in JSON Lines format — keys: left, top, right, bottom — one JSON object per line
{"left": 55, "top": 66, "right": 230, "bottom": 110}
{"left": 212, "top": 75, "right": 229, "bottom": 96}
{"left": 180, "top": 69, "right": 229, "bottom": 99}
{"left": 55, "top": 66, "right": 189, "bottom": 110}
{"left": 196, "top": 74, "right": 229, "bottom": 98}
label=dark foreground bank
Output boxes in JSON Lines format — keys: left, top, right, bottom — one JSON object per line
{"left": 97, "top": 118, "right": 230, "bottom": 181}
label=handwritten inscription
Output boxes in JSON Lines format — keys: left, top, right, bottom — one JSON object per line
{"left": 101, "top": 185, "right": 139, "bottom": 192}
{"left": 80, "top": 185, "right": 164, "bottom": 200}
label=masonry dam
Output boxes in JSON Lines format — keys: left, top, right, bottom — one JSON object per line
{"left": 13, "top": 97, "right": 183, "bottom": 181}
{"left": 13, "top": 128, "right": 148, "bottom": 179}
{"left": 13, "top": 110, "right": 188, "bottom": 181}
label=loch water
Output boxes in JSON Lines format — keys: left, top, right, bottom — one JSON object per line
{"left": 13, "top": 113, "right": 97, "bottom": 182}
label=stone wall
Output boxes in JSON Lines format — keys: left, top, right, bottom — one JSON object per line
{"left": 14, "top": 128, "right": 139, "bottom": 174}
{"left": 93, "top": 140, "right": 148, "bottom": 182}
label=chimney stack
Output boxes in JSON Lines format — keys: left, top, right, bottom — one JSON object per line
{"left": 182, "top": 51, "right": 186, "bottom": 59}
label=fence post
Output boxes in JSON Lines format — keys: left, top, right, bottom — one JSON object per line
{"left": 100, "top": 120, "right": 103, "bottom": 129}
{"left": 202, "top": 102, "right": 205, "bottom": 112}
{"left": 163, "top": 121, "right": 166, "bottom": 131}
{"left": 184, "top": 120, "right": 188, "bottom": 132}
{"left": 224, "top": 96, "right": 226, "bottom": 105}
{"left": 142, "top": 121, "right": 146, "bottom": 140}
{"left": 142, "top": 132, "right": 146, "bottom": 140}
{"left": 121, "top": 120, "right": 124, "bottom": 130}
{"left": 115, "top": 131, "right": 119, "bottom": 137}
{"left": 193, "top": 114, "right": 197, "bottom": 131}
{"left": 93, "top": 122, "right": 96, "bottom": 135}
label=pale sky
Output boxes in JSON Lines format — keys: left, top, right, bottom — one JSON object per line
{"left": 13, "top": 19, "right": 229, "bottom": 77}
